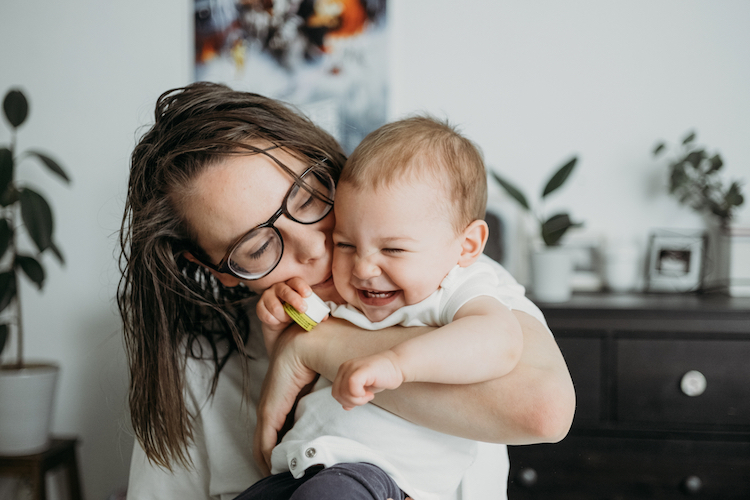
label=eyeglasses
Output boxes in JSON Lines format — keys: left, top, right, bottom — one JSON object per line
{"left": 199, "top": 161, "right": 335, "bottom": 281}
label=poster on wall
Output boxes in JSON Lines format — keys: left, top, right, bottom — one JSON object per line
{"left": 195, "top": 0, "right": 388, "bottom": 154}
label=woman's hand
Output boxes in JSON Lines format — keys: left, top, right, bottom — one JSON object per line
{"left": 253, "top": 324, "right": 319, "bottom": 475}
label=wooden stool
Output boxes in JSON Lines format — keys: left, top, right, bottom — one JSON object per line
{"left": 0, "top": 437, "right": 83, "bottom": 500}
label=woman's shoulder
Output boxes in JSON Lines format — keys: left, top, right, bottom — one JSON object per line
{"left": 476, "top": 254, "right": 550, "bottom": 331}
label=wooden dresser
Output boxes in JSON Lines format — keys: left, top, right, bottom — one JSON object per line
{"left": 507, "top": 293, "right": 750, "bottom": 499}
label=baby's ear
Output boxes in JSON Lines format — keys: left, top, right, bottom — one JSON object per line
{"left": 457, "top": 219, "right": 489, "bottom": 268}
{"left": 183, "top": 251, "right": 243, "bottom": 288}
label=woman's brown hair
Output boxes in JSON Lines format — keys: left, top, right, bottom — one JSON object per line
{"left": 117, "top": 82, "right": 345, "bottom": 469}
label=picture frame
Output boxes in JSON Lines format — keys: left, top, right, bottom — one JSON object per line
{"left": 646, "top": 229, "right": 706, "bottom": 292}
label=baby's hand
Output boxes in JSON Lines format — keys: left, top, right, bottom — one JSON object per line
{"left": 256, "top": 277, "right": 313, "bottom": 353}
{"left": 331, "top": 351, "right": 405, "bottom": 410}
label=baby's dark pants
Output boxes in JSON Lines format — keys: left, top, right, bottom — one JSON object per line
{"left": 233, "top": 463, "right": 407, "bottom": 500}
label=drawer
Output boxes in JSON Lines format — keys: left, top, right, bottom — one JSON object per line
{"left": 555, "top": 337, "right": 601, "bottom": 423}
{"left": 616, "top": 338, "right": 750, "bottom": 427}
{"left": 508, "top": 435, "right": 750, "bottom": 499}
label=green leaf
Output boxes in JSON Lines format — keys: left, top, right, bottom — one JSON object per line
{"left": 0, "top": 271, "right": 16, "bottom": 314}
{"left": 707, "top": 154, "right": 723, "bottom": 173}
{"left": 669, "top": 164, "right": 689, "bottom": 193}
{"left": 19, "top": 188, "right": 53, "bottom": 252}
{"left": 0, "top": 323, "right": 8, "bottom": 356}
{"left": 0, "top": 218, "right": 12, "bottom": 259}
{"left": 0, "top": 186, "right": 19, "bottom": 207}
{"left": 49, "top": 240, "right": 65, "bottom": 265}
{"left": 490, "top": 171, "right": 531, "bottom": 211}
{"left": 685, "top": 150, "right": 705, "bottom": 169}
{"left": 542, "top": 156, "right": 578, "bottom": 198}
{"left": 16, "top": 255, "right": 45, "bottom": 289}
{"left": 682, "top": 131, "right": 696, "bottom": 145}
{"left": 653, "top": 143, "right": 666, "bottom": 156}
{"left": 3, "top": 89, "right": 29, "bottom": 128}
{"left": 28, "top": 151, "right": 71, "bottom": 183}
{"left": 0, "top": 148, "right": 13, "bottom": 194}
{"left": 725, "top": 182, "right": 744, "bottom": 208}
{"left": 541, "top": 213, "right": 582, "bottom": 246}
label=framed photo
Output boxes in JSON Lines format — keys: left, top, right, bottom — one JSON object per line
{"left": 646, "top": 229, "right": 706, "bottom": 292}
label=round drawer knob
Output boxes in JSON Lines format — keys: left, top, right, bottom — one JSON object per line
{"left": 681, "top": 475, "right": 703, "bottom": 494}
{"left": 680, "top": 370, "right": 706, "bottom": 397}
{"left": 517, "top": 467, "right": 538, "bottom": 487}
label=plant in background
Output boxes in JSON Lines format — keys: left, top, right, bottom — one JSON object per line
{"left": 491, "top": 156, "right": 582, "bottom": 246}
{"left": 653, "top": 131, "right": 744, "bottom": 228}
{"left": 0, "top": 89, "right": 70, "bottom": 367}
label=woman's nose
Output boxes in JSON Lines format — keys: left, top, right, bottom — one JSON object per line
{"left": 353, "top": 253, "right": 380, "bottom": 280}
{"left": 280, "top": 218, "right": 328, "bottom": 264}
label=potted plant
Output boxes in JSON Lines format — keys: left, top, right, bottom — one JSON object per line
{"left": 491, "top": 156, "right": 581, "bottom": 302}
{"left": 653, "top": 131, "right": 746, "bottom": 294}
{"left": 653, "top": 131, "right": 744, "bottom": 228}
{"left": 0, "top": 88, "right": 70, "bottom": 454}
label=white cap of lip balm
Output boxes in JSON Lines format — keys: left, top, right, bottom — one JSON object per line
{"left": 283, "top": 291, "right": 331, "bottom": 331}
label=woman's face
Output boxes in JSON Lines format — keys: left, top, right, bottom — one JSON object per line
{"left": 181, "top": 148, "right": 340, "bottom": 301}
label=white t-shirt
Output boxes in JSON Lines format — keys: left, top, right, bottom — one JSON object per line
{"left": 126, "top": 256, "right": 549, "bottom": 500}
{"left": 329, "top": 259, "right": 516, "bottom": 329}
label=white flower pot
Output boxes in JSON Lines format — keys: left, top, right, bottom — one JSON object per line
{"left": 0, "top": 363, "right": 59, "bottom": 455}
{"left": 531, "top": 247, "right": 573, "bottom": 303}
{"left": 704, "top": 224, "right": 750, "bottom": 296}
{"left": 603, "top": 242, "right": 642, "bottom": 293}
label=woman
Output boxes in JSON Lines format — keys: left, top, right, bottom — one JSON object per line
{"left": 118, "top": 82, "right": 574, "bottom": 500}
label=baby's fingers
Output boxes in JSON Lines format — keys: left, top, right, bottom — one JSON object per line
{"left": 275, "top": 284, "right": 310, "bottom": 315}
{"left": 257, "top": 297, "right": 289, "bottom": 326}
{"left": 285, "top": 277, "right": 313, "bottom": 298}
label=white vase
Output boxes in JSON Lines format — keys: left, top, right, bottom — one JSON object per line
{"left": 603, "top": 241, "right": 642, "bottom": 293}
{"left": 0, "top": 363, "right": 59, "bottom": 454}
{"left": 531, "top": 247, "right": 573, "bottom": 302}
{"left": 707, "top": 224, "right": 750, "bottom": 297}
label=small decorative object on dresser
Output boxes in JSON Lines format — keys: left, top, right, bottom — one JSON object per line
{"left": 508, "top": 293, "right": 750, "bottom": 499}
{"left": 490, "top": 156, "right": 582, "bottom": 302}
{"left": 645, "top": 228, "right": 705, "bottom": 293}
{"left": 0, "top": 88, "right": 71, "bottom": 454}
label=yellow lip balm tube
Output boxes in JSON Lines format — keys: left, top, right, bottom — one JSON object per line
{"left": 283, "top": 292, "right": 331, "bottom": 331}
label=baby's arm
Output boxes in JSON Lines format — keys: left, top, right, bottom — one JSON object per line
{"left": 332, "top": 296, "right": 523, "bottom": 409}
{"left": 256, "top": 277, "right": 314, "bottom": 353}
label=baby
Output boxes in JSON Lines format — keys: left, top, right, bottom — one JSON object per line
{"left": 246, "top": 116, "right": 525, "bottom": 500}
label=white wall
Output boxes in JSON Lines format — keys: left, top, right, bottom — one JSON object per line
{"left": 389, "top": 0, "right": 750, "bottom": 280}
{"left": 0, "top": 1, "right": 748, "bottom": 499}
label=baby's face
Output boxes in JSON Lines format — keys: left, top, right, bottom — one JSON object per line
{"left": 332, "top": 179, "right": 463, "bottom": 323}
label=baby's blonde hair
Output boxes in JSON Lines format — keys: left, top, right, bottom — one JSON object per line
{"left": 341, "top": 115, "right": 487, "bottom": 233}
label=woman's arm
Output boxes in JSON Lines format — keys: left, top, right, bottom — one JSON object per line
{"left": 302, "top": 311, "right": 574, "bottom": 444}
{"left": 254, "top": 311, "right": 574, "bottom": 470}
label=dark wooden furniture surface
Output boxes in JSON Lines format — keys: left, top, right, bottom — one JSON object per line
{"left": 508, "top": 293, "right": 750, "bottom": 499}
{"left": 0, "top": 437, "right": 83, "bottom": 500}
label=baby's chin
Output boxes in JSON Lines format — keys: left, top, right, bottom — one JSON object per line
{"left": 358, "top": 301, "right": 403, "bottom": 323}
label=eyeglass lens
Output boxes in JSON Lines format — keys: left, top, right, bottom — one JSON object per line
{"left": 226, "top": 169, "right": 334, "bottom": 279}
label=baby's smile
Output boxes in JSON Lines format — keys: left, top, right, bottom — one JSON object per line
{"left": 357, "top": 288, "right": 401, "bottom": 307}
